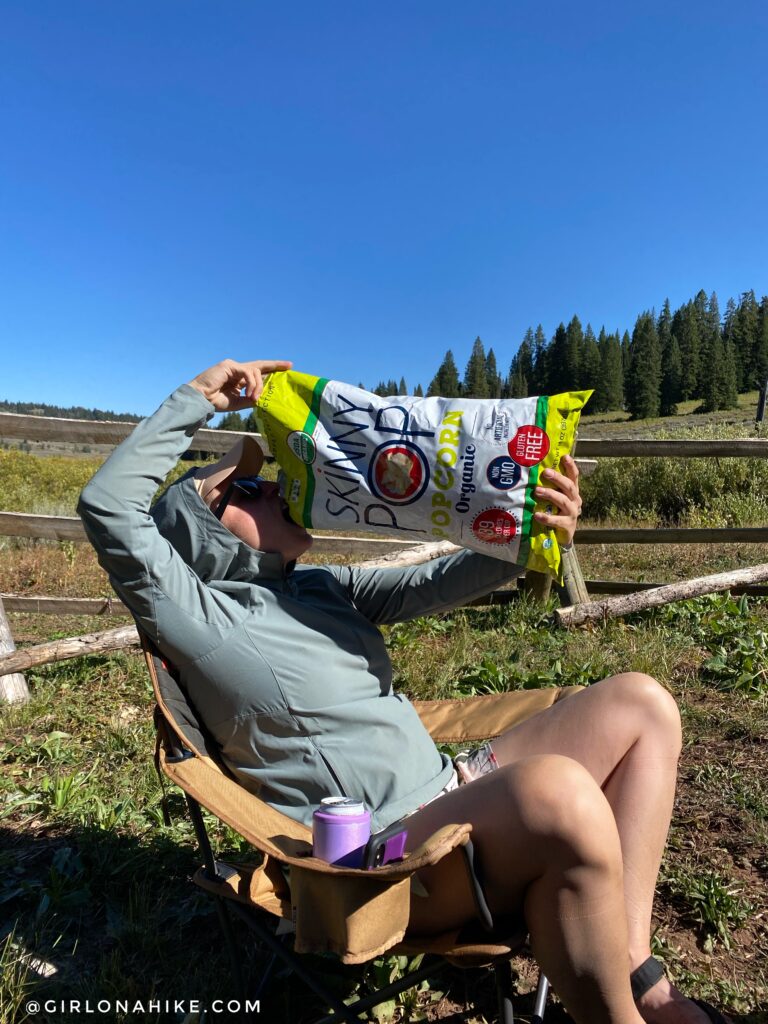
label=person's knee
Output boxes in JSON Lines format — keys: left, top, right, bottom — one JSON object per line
{"left": 502, "top": 756, "right": 623, "bottom": 874}
{"left": 606, "top": 672, "right": 682, "bottom": 753}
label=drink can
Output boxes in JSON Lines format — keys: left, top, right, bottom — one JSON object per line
{"left": 312, "top": 797, "right": 371, "bottom": 867}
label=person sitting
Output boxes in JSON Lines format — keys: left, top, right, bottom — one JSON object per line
{"left": 78, "top": 358, "right": 727, "bottom": 1024}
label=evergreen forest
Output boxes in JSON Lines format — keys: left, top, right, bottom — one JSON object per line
{"left": 375, "top": 288, "right": 768, "bottom": 420}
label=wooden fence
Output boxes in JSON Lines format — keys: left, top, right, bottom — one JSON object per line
{"left": 3, "top": 410, "right": 768, "bottom": 699}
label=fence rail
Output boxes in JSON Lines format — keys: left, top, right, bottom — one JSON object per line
{"left": 4, "top": 410, "right": 768, "bottom": 459}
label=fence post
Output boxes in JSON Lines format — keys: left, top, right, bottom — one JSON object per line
{"left": 0, "top": 595, "right": 29, "bottom": 703}
{"left": 756, "top": 380, "right": 768, "bottom": 424}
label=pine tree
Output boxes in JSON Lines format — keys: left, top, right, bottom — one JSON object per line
{"left": 626, "top": 313, "right": 662, "bottom": 419}
{"left": 672, "top": 303, "right": 701, "bottom": 400}
{"left": 658, "top": 299, "right": 681, "bottom": 415}
{"left": 699, "top": 292, "right": 723, "bottom": 398}
{"left": 579, "top": 324, "right": 601, "bottom": 392}
{"left": 723, "top": 297, "right": 743, "bottom": 390}
{"left": 564, "top": 316, "right": 583, "bottom": 388}
{"left": 218, "top": 411, "right": 245, "bottom": 431}
{"left": 621, "top": 331, "right": 631, "bottom": 400}
{"left": 505, "top": 330, "right": 535, "bottom": 398}
{"left": 701, "top": 335, "right": 725, "bottom": 412}
{"left": 427, "top": 350, "right": 461, "bottom": 397}
{"left": 756, "top": 297, "right": 768, "bottom": 388}
{"left": 660, "top": 336, "right": 682, "bottom": 416}
{"left": 731, "top": 291, "right": 760, "bottom": 390}
{"left": 721, "top": 339, "right": 739, "bottom": 408}
{"left": 596, "top": 330, "right": 624, "bottom": 412}
{"left": 657, "top": 299, "right": 673, "bottom": 365}
{"left": 485, "top": 348, "right": 502, "bottom": 398}
{"left": 244, "top": 410, "right": 260, "bottom": 433}
{"left": 517, "top": 329, "right": 535, "bottom": 386}
{"left": 414, "top": 383, "right": 424, "bottom": 397}
{"left": 398, "top": 376, "right": 407, "bottom": 395}
{"left": 547, "top": 323, "right": 570, "bottom": 393}
{"left": 532, "top": 325, "right": 548, "bottom": 393}
{"left": 463, "top": 337, "right": 489, "bottom": 397}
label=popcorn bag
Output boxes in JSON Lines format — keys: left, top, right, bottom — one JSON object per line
{"left": 256, "top": 372, "right": 592, "bottom": 580}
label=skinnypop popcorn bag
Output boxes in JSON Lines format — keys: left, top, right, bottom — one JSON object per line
{"left": 256, "top": 372, "right": 592, "bottom": 581}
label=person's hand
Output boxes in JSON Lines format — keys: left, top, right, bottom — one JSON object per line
{"left": 188, "top": 359, "right": 292, "bottom": 412}
{"left": 533, "top": 454, "right": 582, "bottom": 547}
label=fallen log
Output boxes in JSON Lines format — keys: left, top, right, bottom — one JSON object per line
{"left": 0, "top": 624, "right": 140, "bottom": 676}
{"left": 354, "top": 540, "right": 460, "bottom": 569}
{"left": 555, "top": 562, "right": 768, "bottom": 628}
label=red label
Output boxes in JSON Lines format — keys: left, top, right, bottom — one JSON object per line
{"left": 472, "top": 507, "right": 518, "bottom": 545}
{"left": 508, "top": 425, "right": 550, "bottom": 467}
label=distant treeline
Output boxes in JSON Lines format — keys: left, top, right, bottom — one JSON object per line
{"left": 0, "top": 399, "right": 142, "bottom": 423}
{"left": 372, "top": 288, "right": 768, "bottom": 419}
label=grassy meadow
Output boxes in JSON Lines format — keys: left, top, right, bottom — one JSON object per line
{"left": 1, "top": 397, "right": 767, "bottom": 1023}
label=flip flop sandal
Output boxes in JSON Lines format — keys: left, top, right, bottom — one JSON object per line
{"left": 630, "top": 956, "right": 732, "bottom": 1023}
{"left": 630, "top": 955, "right": 665, "bottom": 1000}
{"left": 691, "top": 997, "right": 733, "bottom": 1023}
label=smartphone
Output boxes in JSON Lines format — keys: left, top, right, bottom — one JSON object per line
{"left": 363, "top": 820, "right": 409, "bottom": 869}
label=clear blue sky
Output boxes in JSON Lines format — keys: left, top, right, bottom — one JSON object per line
{"left": 2, "top": 1, "right": 766, "bottom": 416}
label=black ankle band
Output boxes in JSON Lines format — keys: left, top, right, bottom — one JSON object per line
{"left": 630, "top": 955, "right": 665, "bottom": 1000}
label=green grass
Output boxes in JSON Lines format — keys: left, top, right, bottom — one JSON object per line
{"left": 2, "top": 593, "right": 767, "bottom": 1022}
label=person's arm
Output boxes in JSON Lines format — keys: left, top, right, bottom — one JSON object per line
{"left": 326, "top": 456, "right": 582, "bottom": 625}
{"left": 78, "top": 359, "right": 289, "bottom": 654}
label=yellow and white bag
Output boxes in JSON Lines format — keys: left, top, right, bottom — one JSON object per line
{"left": 256, "top": 372, "right": 591, "bottom": 580}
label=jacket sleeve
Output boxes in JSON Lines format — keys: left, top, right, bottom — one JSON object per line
{"left": 77, "top": 384, "right": 240, "bottom": 659}
{"left": 325, "top": 548, "right": 525, "bottom": 625}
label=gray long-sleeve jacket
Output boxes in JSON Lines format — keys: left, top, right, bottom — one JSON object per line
{"left": 78, "top": 384, "right": 524, "bottom": 830}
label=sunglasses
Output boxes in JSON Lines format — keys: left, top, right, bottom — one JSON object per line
{"left": 214, "top": 475, "right": 266, "bottom": 520}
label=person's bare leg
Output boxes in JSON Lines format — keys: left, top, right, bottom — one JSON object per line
{"left": 489, "top": 673, "right": 708, "bottom": 1024}
{"left": 407, "top": 754, "right": 644, "bottom": 1024}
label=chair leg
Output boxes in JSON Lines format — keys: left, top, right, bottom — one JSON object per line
{"left": 494, "top": 959, "right": 515, "bottom": 1024}
{"left": 531, "top": 971, "right": 549, "bottom": 1023}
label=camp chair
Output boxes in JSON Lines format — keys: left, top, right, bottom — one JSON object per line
{"left": 143, "top": 634, "right": 582, "bottom": 1023}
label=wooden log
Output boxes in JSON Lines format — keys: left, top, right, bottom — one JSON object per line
{"left": 0, "top": 595, "right": 29, "bottom": 702}
{"left": 581, "top": 579, "right": 768, "bottom": 596}
{"left": 555, "top": 562, "right": 768, "bottom": 628}
{"left": 560, "top": 547, "right": 590, "bottom": 604}
{"left": 0, "top": 624, "right": 141, "bottom": 676}
{"left": 0, "top": 512, "right": 87, "bottom": 541}
{"left": 576, "top": 527, "right": 768, "bottom": 545}
{"left": 354, "top": 540, "right": 460, "bottom": 569}
{"left": 0, "top": 412, "right": 265, "bottom": 456}
{"left": 6, "top": 512, "right": 768, "bottom": 548}
{"left": 576, "top": 438, "right": 768, "bottom": 458}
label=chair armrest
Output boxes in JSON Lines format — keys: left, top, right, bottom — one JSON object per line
{"left": 414, "top": 685, "right": 583, "bottom": 743}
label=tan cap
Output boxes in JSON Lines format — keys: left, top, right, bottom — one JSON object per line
{"left": 193, "top": 435, "right": 265, "bottom": 507}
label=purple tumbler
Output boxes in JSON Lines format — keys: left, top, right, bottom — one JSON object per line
{"left": 312, "top": 797, "right": 371, "bottom": 867}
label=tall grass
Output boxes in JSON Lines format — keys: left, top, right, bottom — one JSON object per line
{"left": 580, "top": 425, "right": 768, "bottom": 524}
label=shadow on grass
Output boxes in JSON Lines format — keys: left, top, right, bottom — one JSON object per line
{"left": 0, "top": 818, "right": 351, "bottom": 1023}
{"left": 0, "top": 819, "right": 519, "bottom": 1024}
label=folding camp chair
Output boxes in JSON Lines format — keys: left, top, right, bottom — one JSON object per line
{"left": 143, "top": 634, "right": 582, "bottom": 1023}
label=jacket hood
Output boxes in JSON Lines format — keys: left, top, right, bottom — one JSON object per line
{"left": 151, "top": 470, "right": 287, "bottom": 583}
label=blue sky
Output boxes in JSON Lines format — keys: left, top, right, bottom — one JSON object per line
{"left": 1, "top": 1, "right": 766, "bottom": 415}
